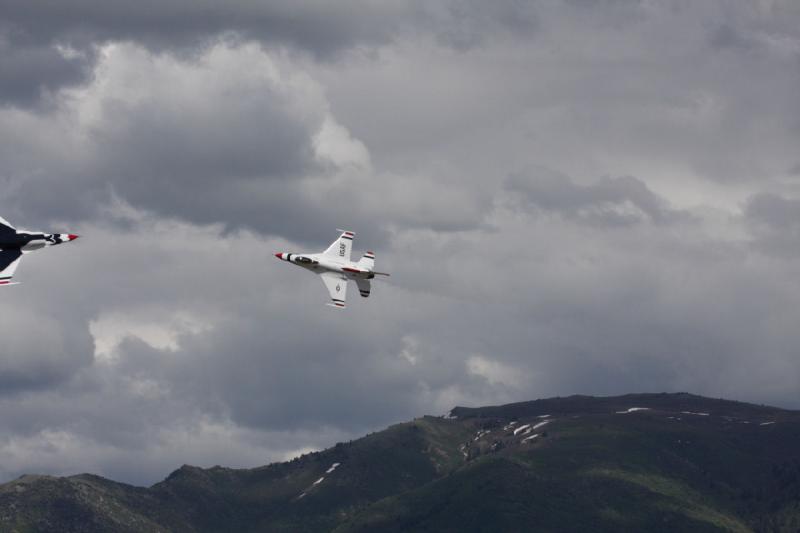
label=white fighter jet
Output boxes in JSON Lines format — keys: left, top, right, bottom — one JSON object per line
{"left": 0, "top": 215, "right": 79, "bottom": 286}
{"left": 275, "top": 230, "right": 389, "bottom": 308}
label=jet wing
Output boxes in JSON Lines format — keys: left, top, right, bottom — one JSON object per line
{"left": 0, "top": 249, "right": 22, "bottom": 286}
{"left": 321, "top": 230, "right": 354, "bottom": 262}
{"left": 319, "top": 272, "right": 348, "bottom": 308}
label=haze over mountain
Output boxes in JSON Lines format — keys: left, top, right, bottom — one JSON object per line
{"left": 2, "top": 394, "right": 799, "bottom": 532}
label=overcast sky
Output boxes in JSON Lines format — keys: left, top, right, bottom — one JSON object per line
{"left": 1, "top": 0, "right": 799, "bottom": 486}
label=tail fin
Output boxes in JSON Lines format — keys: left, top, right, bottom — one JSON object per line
{"left": 0, "top": 250, "right": 22, "bottom": 285}
{"left": 322, "top": 229, "right": 354, "bottom": 261}
{"left": 357, "top": 251, "right": 375, "bottom": 271}
{"left": 0, "top": 215, "right": 16, "bottom": 238}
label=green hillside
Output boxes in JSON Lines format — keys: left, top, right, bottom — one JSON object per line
{"left": 1, "top": 393, "right": 799, "bottom": 532}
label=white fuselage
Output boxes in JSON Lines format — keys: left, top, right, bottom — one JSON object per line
{"left": 274, "top": 252, "right": 374, "bottom": 280}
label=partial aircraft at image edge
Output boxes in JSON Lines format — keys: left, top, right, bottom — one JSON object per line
{"left": 275, "top": 230, "right": 389, "bottom": 308}
{"left": 0, "top": 216, "right": 79, "bottom": 286}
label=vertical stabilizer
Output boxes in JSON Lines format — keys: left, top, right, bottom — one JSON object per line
{"left": 355, "top": 278, "right": 371, "bottom": 298}
{"left": 0, "top": 216, "right": 16, "bottom": 238}
{"left": 0, "top": 250, "right": 22, "bottom": 285}
{"left": 322, "top": 230, "right": 354, "bottom": 262}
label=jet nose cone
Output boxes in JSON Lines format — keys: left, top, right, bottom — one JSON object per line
{"left": 68, "top": 234, "right": 79, "bottom": 241}
{"left": 275, "top": 252, "right": 283, "bottom": 260}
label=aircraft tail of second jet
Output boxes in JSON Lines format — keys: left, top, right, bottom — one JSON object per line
{"left": 0, "top": 215, "right": 16, "bottom": 238}
{"left": 0, "top": 249, "right": 22, "bottom": 286}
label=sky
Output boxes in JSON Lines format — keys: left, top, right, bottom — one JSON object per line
{"left": 1, "top": 0, "right": 799, "bottom": 486}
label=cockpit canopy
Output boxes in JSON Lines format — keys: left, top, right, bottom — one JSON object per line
{"left": 295, "top": 256, "right": 316, "bottom": 265}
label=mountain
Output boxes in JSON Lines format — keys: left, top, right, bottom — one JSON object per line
{"left": 1, "top": 393, "right": 799, "bottom": 532}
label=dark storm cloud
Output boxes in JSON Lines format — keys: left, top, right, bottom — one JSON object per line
{"left": 1, "top": 0, "right": 404, "bottom": 107}
{"left": 95, "top": 88, "right": 317, "bottom": 182}
{"left": 0, "top": 310, "right": 93, "bottom": 394}
{"left": 117, "top": 320, "right": 418, "bottom": 432}
{"left": 744, "top": 192, "right": 800, "bottom": 256}
{"left": 1, "top": 41, "right": 332, "bottom": 234}
{"left": 0, "top": 0, "right": 405, "bottom": 59}
{"left": 1, "top": 37, "right": 493, "bottom": 246}
{"left": 0, "top": 38, "right": 95, "bottom": 107}
{"left": 425, "top": 0, "right": 538, "bottom": 50}
{"left": 0, "top": 0, "right": 540, "bottom": 107}
{"left": 0, "top": 0, "right": 539, "bottom": 55}
{"left": 506, "top": 168, "right": 686, "bottom": 226}
{"left": 709, "top": 24, "right": 757, "bottom": 51}
{"left": 745, "top": 193, "right": 800, "bottom": 231}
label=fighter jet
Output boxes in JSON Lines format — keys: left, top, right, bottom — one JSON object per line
{"left": 0, "top": 215, "right": 79, "bottom": 286}
{"left": 275, "top": 230, "right": 389, "bottom": 308}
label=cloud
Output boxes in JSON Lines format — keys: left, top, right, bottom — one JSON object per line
{"left": 1, "top": 41, "right": 356, "bottom": 236}
{"left": 0, "top": 0, "right": 409, "bottom": 55}
{"left": 0, "top": 0, "right": 543, "bottom": 108}
{"left": 1, "top": 39, "right": 498, "bottom": 243}
{"left": 0, "top": 1, "right": 412, "bottom": 107}
{"left": 467, "top": 354, "right": 528, "bottom": 390}
{"left": 0, "top": 38, "right": 95, "bottom": 108}
{"left": 505, "top": 168, "right": 687, "bottom": 226}
{"left": 0, "top": 308, "right": 93, "bottom": 393}
{"left": 743, "top": 192, "right": 800, "bottom": 256}
{"left": 744, "top": 193, "right": 800, "bottom": 232}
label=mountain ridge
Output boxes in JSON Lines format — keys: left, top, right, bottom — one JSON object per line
{"left": 1, "top": 392, "right": 799, "bottom": 532}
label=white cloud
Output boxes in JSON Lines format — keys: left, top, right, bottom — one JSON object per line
{"left": 467, "top": 355, "right": 527, "bottom": 389}
{"left": 90, "top": 309, "right": 213, "bottom": 362}
{"left": 313, "top": 113, "right": 372, "bottom": 170}
{"left": 398, "top": 335, "right": 420, "bottom": 365}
